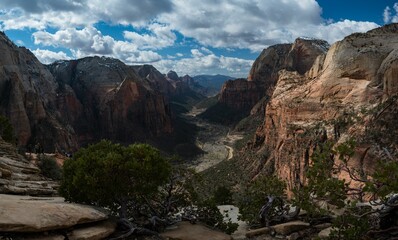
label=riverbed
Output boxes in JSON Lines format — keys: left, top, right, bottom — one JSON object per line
{"left": 182, "top": 107, "right": 243, "bottom": 172}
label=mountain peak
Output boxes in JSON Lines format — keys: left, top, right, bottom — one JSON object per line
{"left": 166, "top": 70, "right": 179, "bottom": 81}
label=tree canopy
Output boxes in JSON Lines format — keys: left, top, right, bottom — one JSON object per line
{"left": 59, "top": 140, "right": 171, "bottom": 218}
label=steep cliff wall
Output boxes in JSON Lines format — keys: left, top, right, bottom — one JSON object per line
{"left": 0, "top": 32, "right": 174, "bottom": 151}
{"left": 250, "top": 24, "right": 398, "bottom": 192}
{"left": 49, "top": 57, "right": 173, "bottom": 146}
{"left": 0, "top": 32, "right": 78, "bottom": 151}
{"left": 218, "top": 39, "right": 329, "bottom": 113}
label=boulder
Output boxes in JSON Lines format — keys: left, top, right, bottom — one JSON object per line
{"left": 245, "top": 227, "right": 272, "bottom": 238}
{"left": 67, "top": 220, "right": 116, "bottom": 240}
{"left": 161, "top": 221, "right": 232, "bottom": 240}
{"left": 272, "top": 221, "right": 310, "bottom": 235}
{"left": 318, "top": 227, "right": 333, "bottom": 238}
{"left": 0, "top": 194, "right": 108, "bottom": 232}
{"left": 12, "top": 220, "right": 116, "bottom": 240}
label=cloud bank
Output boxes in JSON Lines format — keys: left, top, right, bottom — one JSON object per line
{"left": 0, "top": 0, "right": 381, "bottom": 76}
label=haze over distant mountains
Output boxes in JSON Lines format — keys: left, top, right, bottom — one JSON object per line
{"left": 193, "top": 74, "right": 235, "bottom": 96}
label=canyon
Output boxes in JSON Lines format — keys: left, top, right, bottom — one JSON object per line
{"left": 1, "top": 23, "right": 398, "bottom": 239}
{"left": 213, "top": 24, "right": 398, "bottom": 194}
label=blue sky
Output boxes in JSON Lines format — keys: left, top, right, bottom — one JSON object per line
{"left": 0, "top": 0, "right": 397, "bottom": 77}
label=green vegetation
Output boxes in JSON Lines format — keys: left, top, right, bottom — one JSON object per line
{"left": 38, "top": 154, "right": 62, "bottom": 180}
{"left": 195, "top": 95, "right": 218, "bottom": 109}
{"left": 171, "top": 90, "right": 205, "bottom": 114}
{"left": 0, "top": 115, "right": 14, "bottom": 143}
{"left": 60, "top": 140, "right": 235, "bottom": 236}
{"left": 60, "top": 140, "right": 171, "bottom": 218}
{"left": 198, "top": 102, "right": 250, "bottom": 125}
{"left": 234, "top": 113, "right": 263, "bottom": 150}
{"left": 237, "top": 175, "right": 286, "bottom": 225}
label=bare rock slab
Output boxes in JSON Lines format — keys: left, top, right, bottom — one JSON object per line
{"left": 67, "top": 220, "right": 116, "bottom": 240}
{"left": 272, "top": 221, "right": 310, "bottom": 235}
{"left": 318, "top": 227, "right": 333, "bottom": 238}
{"left": 161, "top": 221, "right": 232, "bottom": 240}
{"left": 0, "top": 194, "right": 108, "bottom": 232}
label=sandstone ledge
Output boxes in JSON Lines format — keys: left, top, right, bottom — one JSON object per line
{"left": 0, "top": 194, "right": 108, "bottom": 232}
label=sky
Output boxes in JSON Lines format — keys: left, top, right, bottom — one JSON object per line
{"left": 0, "top": 0, "right": 397, "bottom": 77}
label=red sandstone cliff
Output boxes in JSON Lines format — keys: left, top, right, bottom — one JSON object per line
{"left": 218, "top": 38, "right": 329, "bottom": 113}
{"left": 247, "top": 24, "right": 398, "bottom": 192}
{"left": 0, "top": 32, "right": 174, "bottom": 151}
{"left": 49, "top": 57, "right": 173, "bottom": 146}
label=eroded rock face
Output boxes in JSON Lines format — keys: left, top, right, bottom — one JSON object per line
{"left": 0, "top": 32, "right": 78, "bottom": 152}
{"left": 219, "top": 39, "right": 328, "bottom": 112}
{"left": 252, "top": 24, "right": 398, "bottom": 192}
{"left": 132, "top": 64, "right": 174, "bottom": 96}
{"left": 49, "top": 57, "right": 173, "bottom": 146}
{"left": 0, "top": 31, "right": 176, "bottom": 151}
{"left": 0, "top": 137, "right": 58, "bottom": 196}
{"left": 219, "top": 79, "right": 264, "bottom": 111}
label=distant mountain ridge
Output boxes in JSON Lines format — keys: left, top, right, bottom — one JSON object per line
{"left": 193, "top": 74, "right": 235, "bottom": 96}
{"left": 0, "top": 32, "right": 204, "bottom": 152}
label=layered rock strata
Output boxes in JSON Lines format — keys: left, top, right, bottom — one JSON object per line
{"left": 251, "top": 24, "right": 398, "bottom": 191}
{"left": 49, "top": 57, "right": 173, "bottom": 146}
{"left": 0, "top": 32, "right": 78, "bottom": 151}
{"left": 218, "top": 38, "right": 329, "bottom": 112}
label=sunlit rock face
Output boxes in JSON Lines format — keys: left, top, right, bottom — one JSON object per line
{"left": 219, "top": 38, "right": 329, "bottom": 113}
{"left": 250, "top": 24, "right": 398, "bottom": 193}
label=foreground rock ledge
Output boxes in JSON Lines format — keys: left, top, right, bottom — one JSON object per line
{"left": 0, "top": 194, "right": 108, "bottom": 232}
{"left": 161, "top": 221, "right": 232, "bottom": 240}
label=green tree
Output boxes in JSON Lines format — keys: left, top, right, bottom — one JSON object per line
{"left": 237, "top": 175, "right": 287, "bottom": 225}
{"left": 59, "top": 140, "right": 171, "bottom": 218}
{"left": 0, "top": 115, "right": 14, "bottom": 143}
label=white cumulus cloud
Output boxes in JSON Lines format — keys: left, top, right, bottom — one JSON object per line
{"left": 33, "top": 26, "right": 162, "bottom": 64}
{"left": 384, "top": 3, "right": 398, "bottom": 23}
{"left": 123, "top": 23, "right": 176, "bottom": 50}
{"left": 0, "top": 0, "right": 384, "bottom": 75}
{"left": 32, "top": 49, "right": 71, "bottom": 64}
{"left": 153, "top": 48, "right": 253, "bottom": 77}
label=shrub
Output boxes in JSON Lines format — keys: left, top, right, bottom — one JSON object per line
{"left": 59, "top": 140, "right": 171, "bottom": 218}
{"left": 38, "top": 154, "right": 62, "bottom": 180}
{"left": 237, "top": 175, "right": 287, "bottom": 225}
{"left": 0, "top": 115, "right": 14, "bottom": 143}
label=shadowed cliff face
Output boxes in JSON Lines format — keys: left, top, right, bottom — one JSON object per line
{"left": 0, "top": 32, "right": 78, "bottom": 152}
{"left": 0, "top": 32, "right": 174, "bottom": 151}
{"left": 248, "top": 24, "right": 398, "bottom": 192}
{"left": 49, "top": 57, "right": 173, "bottom": 146}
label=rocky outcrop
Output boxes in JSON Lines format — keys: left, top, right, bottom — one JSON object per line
{"left": 218, "top": 39, "right": 329, "bottom": 113}
{"left": 250, "top": 24, "right": 398, "bottom": 191}
{"left": 219, "top": 79, "right": 264, "bottom": 111}
{"left": 0, "top": 32, "right": 78, "bottom": 152}
{"left": 0, "top": 194, "right": 115, "bottom": 239}
{"left": 193, "top": 74, "right": 234, "bottom": 96}
{"left": 0, "top": 139, "right": 58, "bottom": 196}
{"left": 161, "top": 221, "right": 232, "bottom": 240}
{"left": 49, "top": 56, "right": 173, "bottom": 146}
{"left": 132, "top": 64, "right": 174, "bottom": 96}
